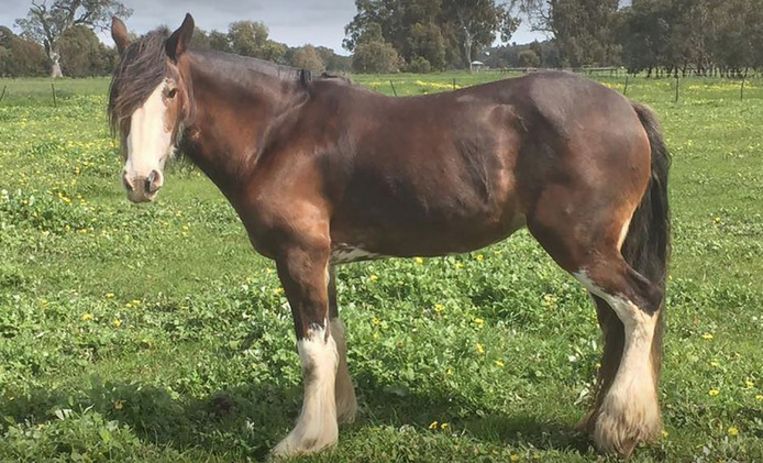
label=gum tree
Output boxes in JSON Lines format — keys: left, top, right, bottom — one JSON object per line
{"left": 15, "top": 0, "right": 131, "bottom": 77}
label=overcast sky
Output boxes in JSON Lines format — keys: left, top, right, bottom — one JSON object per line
{"left": 1, "top": 0, "right": 545, "bottom": 54}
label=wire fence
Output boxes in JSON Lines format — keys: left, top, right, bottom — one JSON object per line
{"left": 2, "top": 71, "right": 762, "bottom": 108}
{"left": 353, "top": 69, "right": 763, "bottom": 105}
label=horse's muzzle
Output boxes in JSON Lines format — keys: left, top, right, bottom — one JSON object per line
{"left": 123, "top": 169, "right": 163, "bottom": 203}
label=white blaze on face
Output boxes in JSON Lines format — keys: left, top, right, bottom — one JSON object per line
{"left": 123, "top": 80, "right": 173, "bottom": 202}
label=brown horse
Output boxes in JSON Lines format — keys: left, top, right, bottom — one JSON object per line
{"left": 109, "top": 14, "right": 670, "bottom": 459}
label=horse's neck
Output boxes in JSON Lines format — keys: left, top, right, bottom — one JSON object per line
{"left": 182, "top": 54, "right": 306, "bottom": 194}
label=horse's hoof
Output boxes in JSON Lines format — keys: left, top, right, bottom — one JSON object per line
{"left": 271, "top": 425, "right": 338, "bottom": 459}
{"left": 592, "top": 393, "right": 661, "bottom": 457}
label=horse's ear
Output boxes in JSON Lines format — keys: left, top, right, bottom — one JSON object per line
{"left": 111, "top": 16, "right": 130, "bottom": 54}
{"left": 166, "top": 13, "right": 194, "bottom": 62}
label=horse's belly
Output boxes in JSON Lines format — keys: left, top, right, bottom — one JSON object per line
{"left": 330, "top": 202, "right": 526, "bottom": 264}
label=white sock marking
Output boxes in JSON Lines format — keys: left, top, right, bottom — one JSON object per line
{"left": 574, "top": 270, "right": 661, "bottom": 452}
{"left": 273, "top": 322, "right": 339, "bottom": 457}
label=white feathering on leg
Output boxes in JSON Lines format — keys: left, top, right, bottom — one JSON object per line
{"left": 273, "top": 322, "right": 339, "bottom": 457}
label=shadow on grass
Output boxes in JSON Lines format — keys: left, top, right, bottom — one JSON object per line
{"left": 1, "top": 374, "right": 591, "bottom": 461}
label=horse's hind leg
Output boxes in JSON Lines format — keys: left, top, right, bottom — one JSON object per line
{"left": 328, "top": 266, "right": 358, "bottom": 424}
{"left": 573, "top": 255, "right": 663, "bottom": 457}
{"left": 527, "top": 205, "right": 663, "bottom": 457}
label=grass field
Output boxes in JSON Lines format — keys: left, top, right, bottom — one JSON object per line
{"left": 0, "top": 72, "right": 761, "bottom": 462}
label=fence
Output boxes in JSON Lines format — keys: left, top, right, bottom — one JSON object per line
{"left": 353, "top": 70, "right": 763, "bottom": 105}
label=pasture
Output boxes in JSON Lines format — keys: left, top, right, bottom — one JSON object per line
{"left": 0, "top": 73, "right": 761, "bottom": 462}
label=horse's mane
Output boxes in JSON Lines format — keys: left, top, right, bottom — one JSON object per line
{"left": 108, "top": 28, "right": 315, "bottom": 137}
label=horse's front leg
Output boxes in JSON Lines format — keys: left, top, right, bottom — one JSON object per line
{"left": 272, "top": 244, "right": 339, "bottom": 457}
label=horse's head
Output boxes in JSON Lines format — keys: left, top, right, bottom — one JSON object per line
{"left": 109, "top": 14, "right": 195, "bottom": 203}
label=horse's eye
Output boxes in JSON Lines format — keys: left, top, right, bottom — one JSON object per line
{"left": 167, "top": 88, "right": 178, "bottom": 98}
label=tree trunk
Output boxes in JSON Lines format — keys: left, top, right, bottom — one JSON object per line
{"left": 464, "top": 33, "right": 473, "bottom": 73}
{"left": 49, "top": 50, "right": 63, "bottom": 78}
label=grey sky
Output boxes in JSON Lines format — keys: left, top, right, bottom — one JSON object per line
{"left": 1, "top": 0, "right": 544, "bottom": 54}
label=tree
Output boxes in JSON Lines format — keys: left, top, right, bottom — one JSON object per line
{"left": 190, "top": 27, "right": 211, "bottom": 50}
{"left": 0, "top": 26, "right": 48, "bottom": 77}
{"left": 209, "top": 30, "right": 232, "bottom": 53}
{"left": 15, "top": 0, "right": 132, "bottom": 78}
{"left": 442, "top": 0, "right": 521, "bottom": 72}
{"left": 58, "top": 24, "right": 113, "bottom": 76}
{"left": 228, "top": 20, "right": 287, "bottom": 63}
{"left": 345, "top": 0, "right": 520, "bottom": 72}
{"left": 352, "top": 40, "right": 400, "bottom": 73}
{"left": 520, "top": 0, "right": 620, "bottom": 67}
{"left": 290, "top": 45, "right": 325, "bottom": 73}
{"left": 518, "top": 48, "right": 540, "bottom": 67}
{"left": 407, "top": 22, "right": 446, "bottom": 70}
{"left": 315, "top": 46, "right": 352, "bottom": 72}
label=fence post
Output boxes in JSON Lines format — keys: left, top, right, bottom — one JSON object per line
{"left": 623, "top": 75, "right": 630, "bottom": 96}
{"left": 389, "top": 80, "right": 398, "bottom": 97}
{"left": 453, "top": 78, "right": 456, "bottom": 91}
{"left": 740, "top": 77, "right": 745, "bottom": 101}
{"left": 0, "top": 85, "right": 6, "bottom": 103}
{"left": 51, "top": 83, "right": 58, "bottom": 108}
{"left": 674, "top": 76, "right": 679, "bottom": 103}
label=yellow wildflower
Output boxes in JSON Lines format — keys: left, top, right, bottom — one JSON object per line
{"left": 701, "top": 333, "right": 714, "bottom": 340}
{"left": 273, "top": 287, "right": 284, "bottom": 296}
{"left": 744, "top": 378, "right": 754, "bottom": 389}
{"left": 475, "top": 254, "right": 484, "bottom": 262}
{"left": 105, "top": 293, "right": 115, "bottom": 299}
{"left": 495, "top": 359, "right": 505, "bottom": 368}
{"left": 428, "top": 421, "right": 439, "bottom": 430}
{"left": 473, "top": 317, "right": 484, "bottom": 328}
{"left": 113, "top": 319, "right": 122, "bottom": 328}
{"left": 755, "top": 394, "right": 763, "bottom": 402}
{"left": 434, "top": 303, "right": 445, "bottom": 314}
{"left": 440, "top": 422, "right": 450, "bottom": 430}
{"left": 113, "top": 400, "right": 124, "bottom": 410}
{"left": 510, "top": 454, "right": 520, "bottom": 462}
{"left": 414, "top": 257, "right": 424, "bottom": 265}
{"left": 81, "top": 313, "right": 93, "bottom": 321}
{"left": 475, "top": 343, "right": 485, "bottom": 355}
{"left": 708, "top": 388, "right": 720, "bottom": 397}
{"left": 727, "top": 426, "right": 739, "bottom": 437}
{"left": 662, "top": 430, "right": 669, "bottom": 439}
{"left": 368, "top": 274, "right": 379, "bottom": 282}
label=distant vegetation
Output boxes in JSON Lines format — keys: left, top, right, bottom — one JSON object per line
{"left": 2, "top": 0, "right": 763, "bottom": 77}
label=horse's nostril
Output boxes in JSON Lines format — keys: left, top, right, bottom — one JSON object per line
{"left": 146, "top": 169, "right": 162, "bottom": 194}
{"left": 122, "top": 171, "right": 135, "bottom": 191}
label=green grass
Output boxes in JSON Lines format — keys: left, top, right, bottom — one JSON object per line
{"left": 0, "top": 72, "right": 761, "bottom": 462}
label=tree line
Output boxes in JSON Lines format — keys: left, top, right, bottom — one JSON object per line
{"left": 346, "top": 0, "right": 763, "bottom": 76}
{"left": 3, "top": 0, "right": 762, "bottom": 78}
{"left": 1, "top": 0, "right": 350, "bottom": 78}
{"left": 487, "top": 0, "right": 763, "bottom": 77}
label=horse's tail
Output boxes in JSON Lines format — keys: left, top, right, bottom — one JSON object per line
{"left": 624, "top": 102, "right": 671, "bottom": 382}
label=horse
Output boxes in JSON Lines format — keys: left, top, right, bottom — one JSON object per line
{"left": 108, "top": 14, "right": 670, "bottom": 459}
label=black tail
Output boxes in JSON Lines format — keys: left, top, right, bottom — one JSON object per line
{"left": 624, "top": 102, "right": 671, "bottom": 380}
